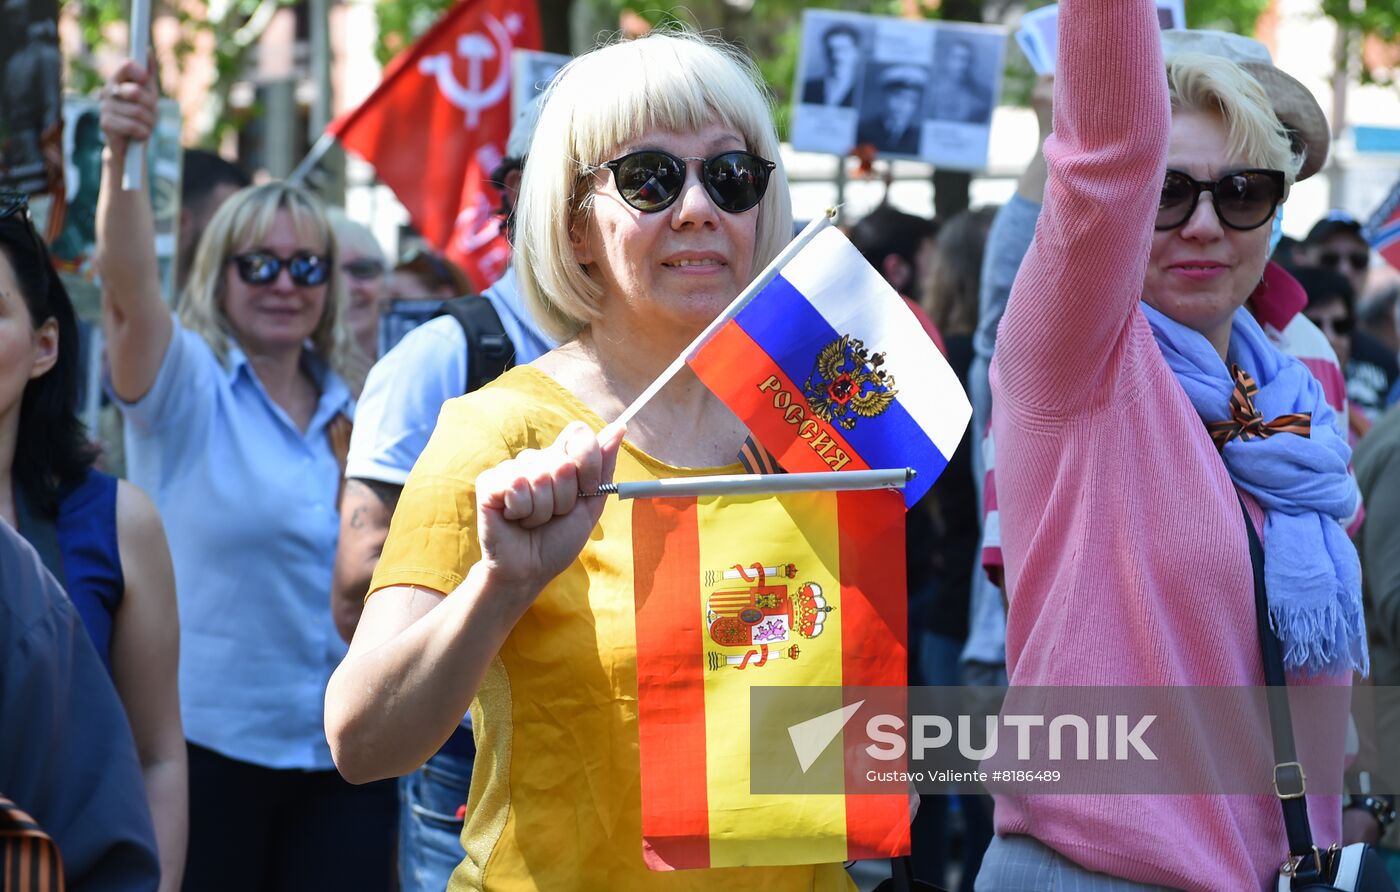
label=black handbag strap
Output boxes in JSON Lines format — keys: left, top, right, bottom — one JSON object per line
{"left": 1241, "top": 496, "right": 1322, "bottom": 876}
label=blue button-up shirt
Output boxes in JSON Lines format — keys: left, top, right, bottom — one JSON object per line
{"left": 115, "top": 321, "right": 351, "bottom": 769}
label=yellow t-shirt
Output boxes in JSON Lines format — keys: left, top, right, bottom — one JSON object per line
{"left": 370, "top": 366, "right": 855, "bottom": 892}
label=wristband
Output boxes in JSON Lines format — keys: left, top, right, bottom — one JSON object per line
{"left": 1347, "top": 794, "right": 1397, "bottom": 832}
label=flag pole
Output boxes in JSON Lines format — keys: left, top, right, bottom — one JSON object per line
{"left": 121, "top": 0, "right": 151, "bottom": 191}
{"left": 613, "top": 209, "right": 837, "bottom": 428}
{"left": 287, "top": 132, "right": 338, "bottom": 186}
{"left": 588, "top": 467, "right": 913, "bottom": 500}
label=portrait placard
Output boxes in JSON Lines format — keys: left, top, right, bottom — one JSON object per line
{"left": 791, "top": 10, "right": 1007, "bottom": 171}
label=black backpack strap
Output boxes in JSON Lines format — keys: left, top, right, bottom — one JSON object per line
{"left": 436, "top": 298, "right": 514, "bottom": 393}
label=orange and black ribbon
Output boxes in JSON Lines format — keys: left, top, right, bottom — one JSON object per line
{"left": 736, "top": 436, "right": 784, "bottom": 475}
{"left": 1205, "top": 364, "right": 1312, "bottom": 450}
{"left": 1, "top": 794, "right": 64, "bottom": 892}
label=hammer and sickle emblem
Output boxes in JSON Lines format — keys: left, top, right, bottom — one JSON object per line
{"left": 417, "top": 13, "right": 513, "bottom": 128}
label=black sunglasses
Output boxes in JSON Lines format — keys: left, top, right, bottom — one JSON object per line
{"left": 230, "top": 251, "right": 331, "bottom": 287}
{"left": 596, "top": 149, "right": 776, "bottom": 214}
{"left": 1156, "top": 169, "right": 1285, "bottom": 232}
{"left": 1318, "top": 250, "right": 1369, "bottom": 273}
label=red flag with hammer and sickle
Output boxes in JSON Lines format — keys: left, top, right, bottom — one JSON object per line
{"left": 328, "top": 0, "right": 541, "bottom": 291}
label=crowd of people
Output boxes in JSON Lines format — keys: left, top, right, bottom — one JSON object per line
{"left": 4, "top": 0, "right": 1399, "bottom": 889}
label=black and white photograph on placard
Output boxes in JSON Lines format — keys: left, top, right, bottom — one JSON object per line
{"left": 854, "top": 63, "right": 929, "bottom": 156}
{"left": 790, "top": 10, "right": 871, "bottom": 156}
{"left": 790, "top": 10, "right": 1006, "bottom": 170}
{"left": 801, "top": 17, "right": 868, "bottom": 108}
{"left": 917, "top": 22, "right": 1007, "bottom": 170}
{"left": 927, "top": 29, "right": 999, "bottom": 124}
{"left": 852, "top": 15, "right": 935, "bottom": 159}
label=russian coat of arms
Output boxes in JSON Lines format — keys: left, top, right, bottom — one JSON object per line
{"left": 801, "top": 335, "right": 898, "bottom": 431}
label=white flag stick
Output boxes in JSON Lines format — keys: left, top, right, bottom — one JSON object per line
{"left": 287, "top": 132, "right": 338, "bottom": 186}
{"left": 590, "top": 467, "right": 913, "bottom": 500}
{"left": 122, "top": 0, "right": 151, "bottom": 191}
{"left": 613, "top": 210, "right": 835, "bottom": 428}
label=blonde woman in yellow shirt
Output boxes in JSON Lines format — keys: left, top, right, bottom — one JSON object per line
{"left": 324, "top": 30, "right": 857, "bottom": 892}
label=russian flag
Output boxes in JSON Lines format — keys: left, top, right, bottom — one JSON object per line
{"left": 687, "top": 224, "right": 970, "bottom": 507}
{"left": 1364, "top": 177, "right": 1400, "bottom": 275}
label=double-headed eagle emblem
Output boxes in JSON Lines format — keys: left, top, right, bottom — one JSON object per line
{"left": 801, "top": 335, "right": 898, "bottom": 431}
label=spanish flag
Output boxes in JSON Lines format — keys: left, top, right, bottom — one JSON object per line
{"left": 632, "top": 488, "right": 910, "bottom": 870}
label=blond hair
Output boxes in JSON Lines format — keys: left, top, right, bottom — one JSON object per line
{"left": 514, "top": 29, "right": 794, "bottom": 343}
{"left": 1167, "top": 53, "right": 1303, "bottom": 183}
{"left": 327, "top": 208, "right": 385, "bottom": 264}
{"left": 179, "top": 182, "right": 353, "bottom": 380}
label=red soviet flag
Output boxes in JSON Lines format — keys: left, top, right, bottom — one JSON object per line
{"left": 328, "top": 0, "right": 541, "bottom": 291}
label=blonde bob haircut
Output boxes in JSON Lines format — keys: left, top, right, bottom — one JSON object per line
{"left": 1166, "top": 53, "right": 1303, "bottom": 184}
{"left": 514, "top": 30, "right": 794, "bottom": 343}
{"left": 180, "top": 181, "right": 352, "bottom": 379}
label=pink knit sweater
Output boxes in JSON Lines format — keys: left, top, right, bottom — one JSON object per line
{"left": 988, "top": 1, "right": 1347, "bottom": 888}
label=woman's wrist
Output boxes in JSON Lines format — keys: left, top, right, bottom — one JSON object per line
{"left": 456, "top": 561, "right": 541, "bottom": 630}
{"left": 1346, "top": 794, "right": 1397, "bottom": 834}
{"left": 101, "top": 144, "right": 128, "bottom": 170}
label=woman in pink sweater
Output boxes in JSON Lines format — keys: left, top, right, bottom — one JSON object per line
{"left": 977, "top": 0, "right": 1365, "bottom": 889}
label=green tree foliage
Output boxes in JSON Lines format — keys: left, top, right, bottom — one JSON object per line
{"left": 373, "top": 0, "right": 455, "bottom": 64}
{"left": 65, "top": 0, "right": 296, "bottom": 147}
{"left": 1321, "top": 0, "right": 1399, "bottom": 86}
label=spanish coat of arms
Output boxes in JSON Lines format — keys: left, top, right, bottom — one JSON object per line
{"left": 703, "top": 562, "right": 833, "bottom": 671}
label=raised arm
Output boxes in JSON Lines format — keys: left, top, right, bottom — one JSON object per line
{"left": 96, "top": 60, "right": 171, "bottom": 403}
{"left": 993, "top": 0, "right": 1171, "bottom": 413}
{"left": 324, "top": 422, "right": 624, "bottom": 783}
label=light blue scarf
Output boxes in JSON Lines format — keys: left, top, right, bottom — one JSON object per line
{"left": 1142, "top": 303, "right": 1367, "bottom": 675}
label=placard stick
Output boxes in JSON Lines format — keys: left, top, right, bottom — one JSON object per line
{"left": 613, "top": 210, "right": 835, "bottom": 428}
{"left": 122, "top": 0, "right": 151, "bottom": 191}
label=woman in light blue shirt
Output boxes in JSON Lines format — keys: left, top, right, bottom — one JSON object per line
{"left": 97, "top": 59, "right": 395, "bottom": 890}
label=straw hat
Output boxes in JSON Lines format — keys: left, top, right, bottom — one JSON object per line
{"left": 1161, "top": 29, "right": 1329, "bottom": 181}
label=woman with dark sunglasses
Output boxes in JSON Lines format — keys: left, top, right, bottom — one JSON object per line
{"left": 976, "top": 2, "right": 1361, "bottom": 890}
{"left": 324, "top": 31, "right": 861, "bottom": 892}
{"left": 97, "top": 60, "right": 395, "bottom": 891}
{"left": 0, "top": 195, "right": 184, "bottom": 890}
